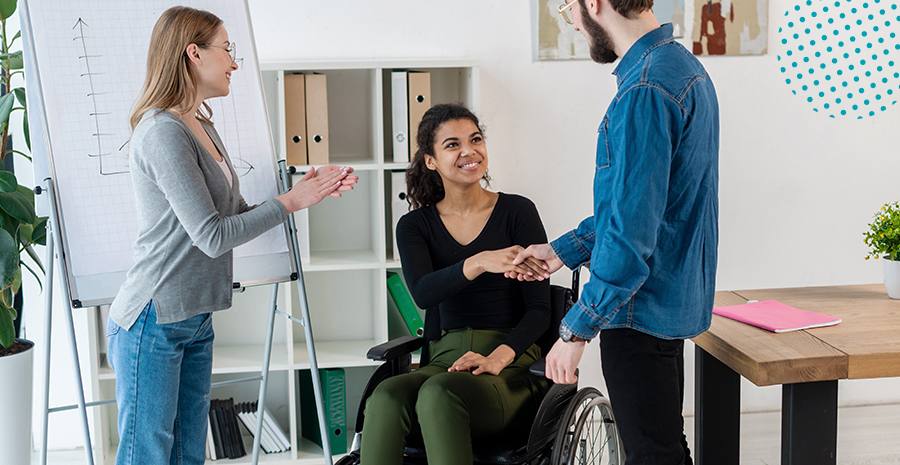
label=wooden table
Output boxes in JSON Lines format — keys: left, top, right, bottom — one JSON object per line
{"left": 693, "top": 284, "right": 900, "bottom": 465}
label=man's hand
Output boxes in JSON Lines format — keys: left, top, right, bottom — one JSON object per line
{"left": 505, "top": 243, "right": 564, "bottom": 281}
{"left": 544, "top": 338, "right": 587, "bottom": 384}
{"left": 463, "top": 245, "right": 551, "bottom": 281}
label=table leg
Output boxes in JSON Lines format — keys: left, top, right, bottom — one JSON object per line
{"left": 782, "top": 380, "right": 838, "bottom": 465}
{"left": 694, "top": 347, "right": 741, "bottom": 465}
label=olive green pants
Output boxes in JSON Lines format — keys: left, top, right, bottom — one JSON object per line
{"left": 359, "top": 328, "right": 550, "bottom": 465}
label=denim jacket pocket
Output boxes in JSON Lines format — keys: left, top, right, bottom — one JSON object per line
{"left": 596, "top": 115, "right": 611, "bottom": 170}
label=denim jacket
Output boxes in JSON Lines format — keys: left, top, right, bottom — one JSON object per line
{"left": 551, "top": 24, "right": 719, "bottom": 340}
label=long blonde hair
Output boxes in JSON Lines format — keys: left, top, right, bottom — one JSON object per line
{"left": 129, "top": 6, "right": 222, "bottom": 130}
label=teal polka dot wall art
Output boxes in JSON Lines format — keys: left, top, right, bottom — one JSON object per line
{"left": 777, "top": 0, "right": 900, "bottom": 118}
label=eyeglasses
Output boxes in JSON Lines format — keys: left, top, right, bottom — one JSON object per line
{"left": 558, "top": 0, "right": 578, "bottom": 25}
{"left": 201, "top": 42, "right": 236, "bottom": 62}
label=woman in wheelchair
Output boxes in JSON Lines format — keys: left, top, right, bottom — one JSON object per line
{"left": 359, "top": 103, "right": 554, "bottom": 464}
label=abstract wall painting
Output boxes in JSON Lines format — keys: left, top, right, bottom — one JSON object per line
{"left": 692, "top": 0, "right": 768, "bottom": 56}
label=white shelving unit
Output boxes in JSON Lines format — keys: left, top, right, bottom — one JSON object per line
{"left": 84, "top": 59, "right": 478, "bottom": 464}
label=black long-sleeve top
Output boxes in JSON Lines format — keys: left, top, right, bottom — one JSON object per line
{"left": 396, "top": 193, "right": 551, "bottom": 359}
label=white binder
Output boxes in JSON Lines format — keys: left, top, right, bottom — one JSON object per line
{"left": 391, "top": 71, "right": 409, "bottom": 163}
{"left": 391, "top": 171, "right": 408, "bottom": 260}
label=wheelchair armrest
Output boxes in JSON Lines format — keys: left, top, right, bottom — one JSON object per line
{"left": 528, "top": 358, "right": 578, "bottom": 379}
{"left": 366, "top": 336, "right": 425, "bottom": 361}
{"left": 529, "top": 358, "right": 546, "bottom": 377}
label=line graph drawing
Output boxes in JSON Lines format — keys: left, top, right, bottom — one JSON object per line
{"left": 79, "top": 50, "right": 255, "bottom": 179}
{"left": 73, "top": 18, "right": 129, "bottom": 176}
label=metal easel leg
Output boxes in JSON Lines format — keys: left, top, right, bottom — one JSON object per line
{"left": 39, "top": 222, "right": 55, "bottom": 465}
{"left": 251, "top": 283, "right": 280, "bottom": 464}
{"left": 277, "top": 160, "right": 333, "bottom": 465}
{"left": 45, "top": 182, "right": 95, "bottom": 465}
{"left": 293, "top": 261, "right": 333, "bottom": 465}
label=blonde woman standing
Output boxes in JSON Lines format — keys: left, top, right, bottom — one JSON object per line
{"left": 106, "top": 7, "right": 357, "bottom": 464}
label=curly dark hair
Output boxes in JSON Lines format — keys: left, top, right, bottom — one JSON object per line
{"left": 405, "top": 103, "right": 490, "bottom": 210}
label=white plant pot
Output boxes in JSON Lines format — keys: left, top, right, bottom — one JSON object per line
{"left": 883, "top": 258, "right": 900, "bottom": 299}
{"left": 0, "top": 339, "right": 34, "bottom": 465}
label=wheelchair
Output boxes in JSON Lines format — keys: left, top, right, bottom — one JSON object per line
{"left": 336, "top": 270, "right": 625, "bottom": 465}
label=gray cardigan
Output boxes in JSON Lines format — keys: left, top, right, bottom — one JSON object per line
{"left": 109, "top": 109, "right": 288, "bottom": 330}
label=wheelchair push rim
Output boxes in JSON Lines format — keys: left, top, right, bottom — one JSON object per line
{"left": 551, "top": 387, "right": 624, "bottom": 465}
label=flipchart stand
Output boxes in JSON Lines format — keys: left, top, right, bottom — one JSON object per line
{"left": 35, "top": 160, "right": 334, "bottom": 465}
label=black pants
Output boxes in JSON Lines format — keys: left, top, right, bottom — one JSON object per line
{"left": 601, "top": 328, "right": 692, "bottom": 465}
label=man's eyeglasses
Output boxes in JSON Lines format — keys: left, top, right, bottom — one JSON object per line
{"left": 558, "top": 0, "right": 578, "bottom": 25}
{"left": 201, "top": 42, "right": 236, "bottom": 62}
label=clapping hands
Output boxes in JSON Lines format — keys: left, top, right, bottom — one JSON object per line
{"left": 276, "top": 165, "right": 359, "bottom": 213}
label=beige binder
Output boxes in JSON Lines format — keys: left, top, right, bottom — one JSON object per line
{"left": 284, "top": 74, "right": 308, "bottom": 166}
{"left": 407, "top": 72, "right": 431, "bottom": 156}
{"left": 305, "top": 73, "right": 329, "bottom": 165}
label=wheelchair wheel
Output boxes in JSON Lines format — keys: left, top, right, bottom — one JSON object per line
{"left": 551, "top": 387, "right": 624, "bottom": 465}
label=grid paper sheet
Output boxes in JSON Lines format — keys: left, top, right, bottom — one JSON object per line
{"left": 24, "top": 0, "right": 289, "bottom": 293}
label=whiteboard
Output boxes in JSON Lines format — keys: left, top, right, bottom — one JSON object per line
{"left": 21, "top": 0, "right": 294, "bottom": 306}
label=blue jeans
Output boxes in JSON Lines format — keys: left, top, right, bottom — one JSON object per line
{"left": 107, "top": 301, "right": 214, "bottom": 465}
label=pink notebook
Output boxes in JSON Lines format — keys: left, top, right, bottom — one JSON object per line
{"left": 712, "top": 300, "right": 841, "bottom": 333}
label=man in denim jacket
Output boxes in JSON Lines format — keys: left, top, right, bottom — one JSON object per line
{"left": 510, "top": 0, "right": 719, "bottom": 463}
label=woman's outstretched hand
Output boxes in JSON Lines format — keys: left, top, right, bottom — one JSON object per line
{"left": 276, "top": 165, "right": 358, "bottom": 214}
{"left": 315, "top": 165, "right": 359, "bottom": 197}
{"left": 463, "top": 245, "right": 551, "bottom": 281}
{"left": 505, "top": 243, "right": 564, "bottom": 281}
{"left": 448, "top": 345, "right": 515, "bottom": 376}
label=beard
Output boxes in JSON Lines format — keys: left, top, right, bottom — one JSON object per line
{"left": 581, "top": 8, "right": 618, "bottom": 64}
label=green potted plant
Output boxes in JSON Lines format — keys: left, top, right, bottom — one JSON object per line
{"left": 0, "top": 0, "right": 47, "bottom": 462}
{"left": 863, "top": 201, "right": 900, "bottom": 299}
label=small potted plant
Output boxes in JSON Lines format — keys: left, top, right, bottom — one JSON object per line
{"left": 864, "top": 201, "right": 900, "bottom": 299}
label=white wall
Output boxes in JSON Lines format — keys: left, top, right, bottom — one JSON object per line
{"left": 24, "top": 0, "right": 900, "bottom": 451}
{"left": 245, "top": 0, "right": 900, "bottom": 414}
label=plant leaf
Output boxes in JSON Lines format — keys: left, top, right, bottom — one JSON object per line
{"left": 24, "top": 244, "right": 43, "bottom": 275}
{"left": 31, "top": 217, "right": 47, "bottom": 247}
{"left": 0, "top": 210, "right": 18, "bottom": 242}
{"left": 0, "top": 0, "right": 16, "bottom": 21}
{"left": 23, "top": 110, "right": 30, "bottom": 151}
{"left": 9, "top": 55, "right": 23, "bottom": 71}
{"left": 0, "top": 171, "right": 16, "bottom": 193}
{"left": 12, "top": 266, "right": 21, "bottom": 294}
{"left": 21, "top": 260, "right": 42, "bottom": 293}
{"left": 16, "top": 184, "right": 34, "bottom": 206}
{"left": 2, "top": 283, "right": 12, "bottom": 308}
{"left": 10, "top": 149, "right": 30, "bottom": 162}
{"left": 0, "top": 301, "right": 14, "bottom": 348}
{"left": 13, "top": 87, "right": 25, "bottom": 107}
{"left": 0, "top": 228, "right": 19, "bottom": 290}
{"left": 0, "top": 191, "right": 36, "bottom": 224}
{"left": 0, "top": 93, "right": 15, "bottom": 127}
{"left": 18, "top": 221, "right": 31, "bottom": 244}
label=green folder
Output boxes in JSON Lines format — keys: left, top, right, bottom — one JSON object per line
{"left": 299, "top": 368, "right": 347, "bottom": 455}
{"left": 387, "top": 273, "right": 424, "bottom": 337}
